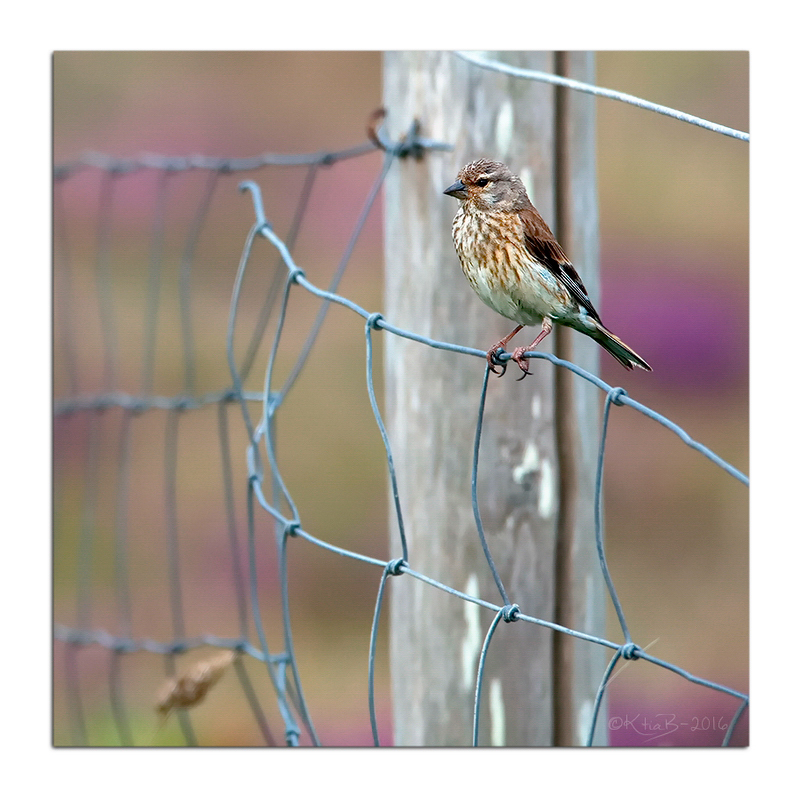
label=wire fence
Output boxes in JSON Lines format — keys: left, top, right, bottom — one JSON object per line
{"left": 53, "top": 53, "right": 749, "bottom": 747}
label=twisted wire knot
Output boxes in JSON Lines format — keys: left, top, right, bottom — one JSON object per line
{"left": 608, "top": 387, "right": 628, "bottom": 406}
{"left": 129, "top": 398, "right": 149, "bottom": 415}
{"left": 620, "top": 642, "right": 640, "bottom": 660}
{"left": 112, "top": 638, "right": 137, "bottom": 654}
{"left": 265, "top": 391, "right": 282, "bottom": 418}
{"left": 386, "top": 558, "right": 406, "bottom": 576}
{"left": 366, "top": 312, "right": 384, "bottom": 331}
{"left": 288, "top": 266, "right": 306, "bottom": 285}
{"left": 172, "top": 395, "right": 192, "bottom": 412}
{"left": 367, "top": 108, "right": 451, "bottom": 160}
{"left": 502, "top": 603, "right": 520, "bottom": 623}
{"left": 284, "top": 726, "right": 301, "bottom": 747}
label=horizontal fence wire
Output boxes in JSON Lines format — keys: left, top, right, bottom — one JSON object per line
{"left": 53, "top": 57, "right": 749, "bottom": 746}
{"left": 454, "top": 51, "right": 750, "bottom": 141}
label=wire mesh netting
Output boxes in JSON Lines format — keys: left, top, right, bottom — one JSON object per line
{"left": 53, "top": 51, "right": 749, "bottom": 747}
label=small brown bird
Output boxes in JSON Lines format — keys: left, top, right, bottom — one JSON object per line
{"left": 444, "top": 159, "right": 651, "bottom": 377}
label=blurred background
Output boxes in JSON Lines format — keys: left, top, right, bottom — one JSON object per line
{"left": 53, "top": 51, "right": 748, "bottom": 746}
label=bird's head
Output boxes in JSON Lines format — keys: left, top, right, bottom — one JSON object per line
{"left": 443, "top": 159, "right": 530, "bottom": 212}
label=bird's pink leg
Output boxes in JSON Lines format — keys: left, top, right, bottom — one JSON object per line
{"left": 486, "top": 325, "right": 524, "bottom": 376}
{"left": 511, "top": 317, "right": 553, "bottom": 379}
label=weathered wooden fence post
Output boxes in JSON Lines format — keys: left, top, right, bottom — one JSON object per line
{"left": 383, "top": 50, "right": 605, "bottom": 746}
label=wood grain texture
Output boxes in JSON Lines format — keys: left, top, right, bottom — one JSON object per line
{"left": 383, "top": 51, "right": 603, "bottom": 746}
{"left": 553, "top": 50, "right": 607, "bottom": 746}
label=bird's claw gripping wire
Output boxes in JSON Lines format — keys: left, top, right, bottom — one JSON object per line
{"left": 486, "top": 346, "right": 508, "bottom": 377}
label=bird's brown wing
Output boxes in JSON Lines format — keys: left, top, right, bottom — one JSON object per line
{"left": 520, "top": 207, "right": 602, "bottom": 322}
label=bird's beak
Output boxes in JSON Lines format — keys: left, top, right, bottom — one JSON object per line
{"left": 443, "top": 179, "right": 467, "bottom": 200}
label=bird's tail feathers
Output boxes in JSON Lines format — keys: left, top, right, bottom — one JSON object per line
{"left": 591, "top": 324, "right": 652, "bottom": 372}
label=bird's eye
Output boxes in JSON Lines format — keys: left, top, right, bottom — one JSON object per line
{"left": 476, "top": 177, "right": 490, "bottom": 187}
